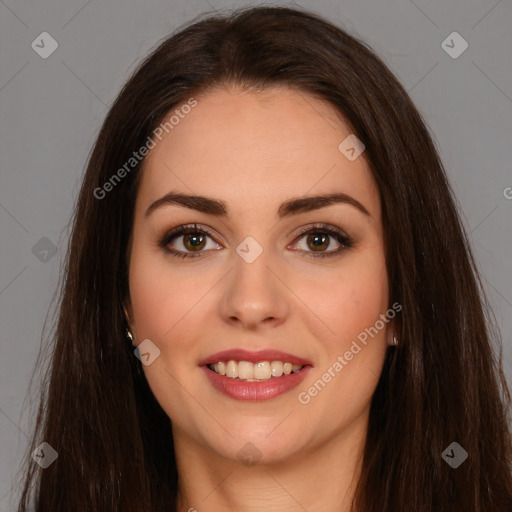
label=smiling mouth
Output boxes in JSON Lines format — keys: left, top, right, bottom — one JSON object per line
{"left": 207, "top": 360, "right": 305, "bottom": 382}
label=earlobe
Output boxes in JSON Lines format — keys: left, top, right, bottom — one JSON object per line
{"left": 126, "top": 328, "right": 135, "bottom": 345}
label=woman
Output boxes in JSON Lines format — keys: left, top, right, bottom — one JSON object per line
{"left": 17, "top": 6, "right": 512, "bottom": 511}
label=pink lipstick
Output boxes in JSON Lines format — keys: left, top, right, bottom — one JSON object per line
{"left": 199, "top": 349, "right": 313, "bottom": 401}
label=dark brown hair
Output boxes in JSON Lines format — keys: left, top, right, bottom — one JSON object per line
{"left": 17, "top": 6, "right": 512, "bottom": 511}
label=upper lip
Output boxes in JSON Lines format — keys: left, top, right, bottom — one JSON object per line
{"left": 199, "top": 349, "right": 313, "bottom": 367}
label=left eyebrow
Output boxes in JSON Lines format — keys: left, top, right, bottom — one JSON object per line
{"left": 144, "top": 191, "right": 372, "bottom": 219}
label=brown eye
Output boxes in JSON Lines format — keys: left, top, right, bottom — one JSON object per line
{"left": 291, "top": 224, "right": 354, "bottom": 259}
{"left": 159, "top": 224, "right": 221, "bottom": 259}
{"left": 182, "top": 232, "right": 207, "bottom": 252}
{"left": 305, "top": 233, "right": 330, "bottom": 252}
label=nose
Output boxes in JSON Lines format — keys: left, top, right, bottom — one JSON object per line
{"left": 218, "top": 247, "right": 289, "bottom": 330}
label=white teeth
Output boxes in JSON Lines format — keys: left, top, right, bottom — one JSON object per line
{"left": 238, "top": 361, "right": 254, "bottom": 380}
{"left": 209, "top": 360, "right": 304, "bottom": 381}
{"left": 253, "top": 361, "right": 271, "bottom": 380}
{"left": 226, "top": 360, "right": 238, "bottom": 378}
{"left": 271, "top": 361, "right": 283, "bottom": 377}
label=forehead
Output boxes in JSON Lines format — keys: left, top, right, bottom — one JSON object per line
{"left": 136, "top": 86, "right": 381, "bottom": 224}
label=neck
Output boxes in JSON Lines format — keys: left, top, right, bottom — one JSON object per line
{"left": 173, "top": 415, "right": 367, "bottom": 512}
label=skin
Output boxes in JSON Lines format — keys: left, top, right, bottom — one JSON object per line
{"left": 125, "top": 85, "right": 396, "bottom": 512}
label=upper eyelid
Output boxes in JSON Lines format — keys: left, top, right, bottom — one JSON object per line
{"left": 162, "top": 222, "right": 350, "bottom": 247}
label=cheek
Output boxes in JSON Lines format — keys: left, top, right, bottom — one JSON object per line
{"left": 129, "top": 235, "right": 389, "bottom": 350}
{"left": 296, "top": 248, "right": 389, "bottom": 352}
{"left": 296, "top": 260, "right": 389, "bottom": 432}
{"left": 127, "top": 247, "right": 209, "bottom": 426}
{"left": 128, "top": 242, "right": 208, "bottom": 341}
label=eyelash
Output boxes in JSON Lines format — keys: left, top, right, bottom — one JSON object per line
{"left": 158, "top": 223, "right": 354, "bottom": 260}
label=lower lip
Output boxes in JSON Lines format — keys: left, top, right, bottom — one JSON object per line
{"left": 201, "top": 365, "right": 312, "bottom": 401}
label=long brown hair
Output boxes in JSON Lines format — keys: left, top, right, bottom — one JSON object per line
{"left": 17, "top": 6, "right": 512, "bottom": 511}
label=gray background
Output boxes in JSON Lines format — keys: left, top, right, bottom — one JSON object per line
{"left": 1, "top": 0, "right": 511, "bottom": 509}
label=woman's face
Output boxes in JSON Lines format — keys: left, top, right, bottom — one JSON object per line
{"left": 127, "top": 85, "right": 394, "bottom": 464}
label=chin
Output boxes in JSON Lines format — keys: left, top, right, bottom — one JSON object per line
{"left": 208, "top": 426, "right": 307, "bottom": 466}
